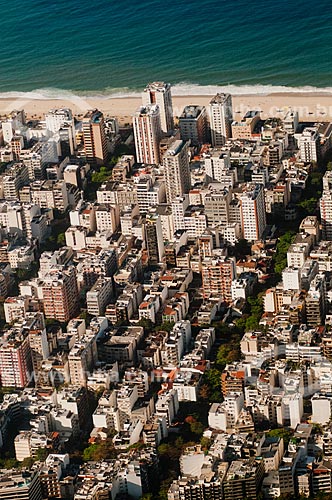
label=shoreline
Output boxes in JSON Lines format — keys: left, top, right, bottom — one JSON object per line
{"left": 1, "top": 92, "right": 332, "bottom": 124}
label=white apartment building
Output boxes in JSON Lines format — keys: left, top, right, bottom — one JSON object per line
{"left": 282, "top": 267, "right": 301, "bottom": 291}
{"left": 183, "top": 208, "right": 207, "bottom": 239}
{"left": 208, "top": 392, "right": 244, "bottom": 431}
{"left": 133, "top": 105, "right": 162, "bottom": 165}
{"left": 240, "top": 184, "right": 266, "bottom": 241}
{"left": 4, "top": 296, "right": 28, "bottom": 324}
{"left": 312, "top": 393, "right": 332, "bottom": 424}
{"left": 86, "top": 277, "right": 113, "bottom": 316}
{"left": 204, "top": 149, "right": 231, "bottom": 183}
{"left": 136, "top": 176, "right": 166, "bottom": 214}
{"left": 287, "top": 242, "right": 310, "bottom": 268}
{"left": 95, "top": 204, "right": 119, "bottom": 233}
{"left": 92, "top": 390, "right": 121, "bottom": 432}
{"left": 45, "top": 108, "right": 76, "bottom": 145}
{"left": 299, "top": 127, "right": 320, "bottom": 162}
{"left": 142, "top": 81, "right": 174, "bottom": 134}
{"left": 171, "top": 195, "right": 189, "bottom": 232}
{"left": 155, "top": 389, "right": 179, "bottom": 427}
{"left": 320, "top": 172, "right": 332, "bottom": 240}
{"left": 163, "top": 140, "right": 191, "bottom": 203}
{"left": 209, "top": 93, "right": 233, "bottom": 147}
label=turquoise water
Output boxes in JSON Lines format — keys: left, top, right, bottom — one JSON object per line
{"left": 1, "top": 0, "right": 332, "bottom": 96}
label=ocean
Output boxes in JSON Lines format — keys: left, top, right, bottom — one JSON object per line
{"left": 1, "top": 0, "right": 332, "bottom": 98}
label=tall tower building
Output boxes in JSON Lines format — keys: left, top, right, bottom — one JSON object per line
{"left": 45, "top": 108, "right": 77, "bottom": 153}
{"left": 204, "top": 149, "right": 231, "bottom": 182}
{"left": 45, "top": 108, "right": 76, "bottom": 156}
{"left": 201, "top": 255, "right": 236, "bottom": 302}
{"left": 42, "top": 268, "right": 79, "bottom": 323}
{"left": 0, "top": 470, "right": 42, "bottom": 499}
{"left": 2, "top": 109, "right": 25, "bottom": 144}
{"left": 209, "top": 93, "right": 233, "bottom": 147}
{"left": 45, "top": 108, "right": 74, "bottom": 133}
{"left": 0, "top": 333, "right": 32, "bottom": 388}
{"left": 29, "top": 329, "right": 50, "bottom": 378}
{"left": 204, "top": 186, "right": 231, "bottom": 227}
{"left": 171, "top": 195, "right": 189, "bottom": 232}
{"left": 82, "top": 109, "right": 108, "bottom": 166}
{"left": 179, "top": 106, "right": 209, "bottom": 146}
{"left": 320, "top": 171, "right": 332, "bottom": 240}
{"left": 163, "top": 140, "right": 191, "bottom": 203}
{"left": 142, "top": 82, "right": 174, "bottom": 135}
{"left": 133, "top": 105, "right": 162, "bottom": 165}
{"left": 240, "top": 184, "right": 266, "bottom": 241}
{"left": 299, "top": 127, "right": 320, "bottom": 162}
{"left": 320, "top": 193, "right": 332, "bottom": 240}
{"left": 145, "top": 210, "right": 165, "bottom": 265}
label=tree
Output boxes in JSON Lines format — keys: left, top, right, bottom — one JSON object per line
{"left": 16, "top": 262, "right": 39, "bottom": 282}
{"left": 267, "top": 428, "right": 292, "bottom": 446}
{"left": 56, "top": 232, "right": 66, "bottom": 246}
{"left": 202, "top": 368, "right": 222, "bottom": 403}
{"left": 200, "top": 436, "right": 212, "bottom": 450}
{"left": 138, "top": 318, "right": 154, "bottom": 333}
{"left": 35, "top": 447, "right": 49, "bottom": 461}
{"left": 91, "top": 165, "right": 112, "bottom": 183}
{"left": 82, "top": 443, "right": 99, "bottom": 461}
{"left": 298, "top": 197, "right": 318, "bottom": 214}
{"left": 216, "top": 343, "right": 240, "bottom": 368}
{"left": 245, "top": 315, "right": 260, "bottom": 332}
{"left": 199, "top": 384, "right": 210, "bottom": 400}
{"left": 273, "top": 231, "right": 295, "bottom": 277}
{"left": 312, "top": 423, "right": 323, "bottom": 435}
{"left": 82, "top": 439, "right": 117, "bottom": 462}
{"left": 234, "top": 238, "right": 250, "bottom": 258}
{"left": 0, "top": 458, "right": 19, "bottom": 469}
{"left": 190, "top": 421, "right": 204, "bottom": 436}
{"left": 22, "top": 457, "right": 34, "bottom": 468}
{"left": 155, "top": 321, "right": 174, "bottom": 333}
{"left": 157, "top": 443, "right": 182, "bottom": 462}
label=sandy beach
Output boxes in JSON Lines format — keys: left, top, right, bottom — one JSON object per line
{"left": 1, "top": 92, "right": 332, "bottom": 124}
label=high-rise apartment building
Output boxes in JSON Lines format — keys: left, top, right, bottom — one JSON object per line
{"left": 86, "top": 277, "right": 113, "bottom": 316}
{"left": 45, "top": 108, "right": 76, "bottom": 153}
{"left": 204, "top": 186, "right": 231, "bottom": 227}
{"left": 133, "top": 105, "right": 162, "bottom": 165}
{"left": 240, "top": 184, "right": 266, "bottom": 241}
{"left": 0, "top": 332, "right": 32, "bottom": 388}
{"left": 299, "top": 127, "right": 320, "bottom": 162}
{"left": 171, "top": 195, "right": 189, "bottom": 232}
{"left": 204, "top": 149, "right": 231, "bottom": 183}
{"left": 321, "top": 193, "right": 332, "bottom": 240}
{"left": 231, "top": 110, "right": 260, "bottom": 140}
{"left": 168, "top": 475, "right": 223, "bottom": 500}
{"left": 68, "top": 337, "right": 97, "bottom": 386}
{"left": 136, "top": 175, "right": 166, "bottom": 214}
{"left": 145, "top": 211, "right": 165, "bottom": 265}
{"left": 179, "top": 106, "right": 209, "bottom": 146}
{"left": 320, "top": 172, "right": 332, "bottom": 240}
{"left": 28, "top": 328, "right": 50, "bottom": 379}
{"left": 223, "top": 460, "right": 264, "bottom": 500}
{"left": 209, "top": 93, "right": 233, "bottom": 146}
{"left": 0, "top": 469, "right": 42, "bottom": 500}
{"left": 42, "top": 267, "right": 79, "bottom": 322}
{"left": 1, "top": 109, "right": 25, "bottom": 144}
{"left": 201, "top": 255, "right": 236, "bottom": 302}
{"left": 142, "top": 82, "right": 174, "bottom": 134}
{"left": 82, "top": 109, "right": 108, "bottom": 166}
{"left": 45, "top": 107, "right": 74, "bottom": 134}
{"left": 163, "top": 140, "right": 191, "bottom": 203}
